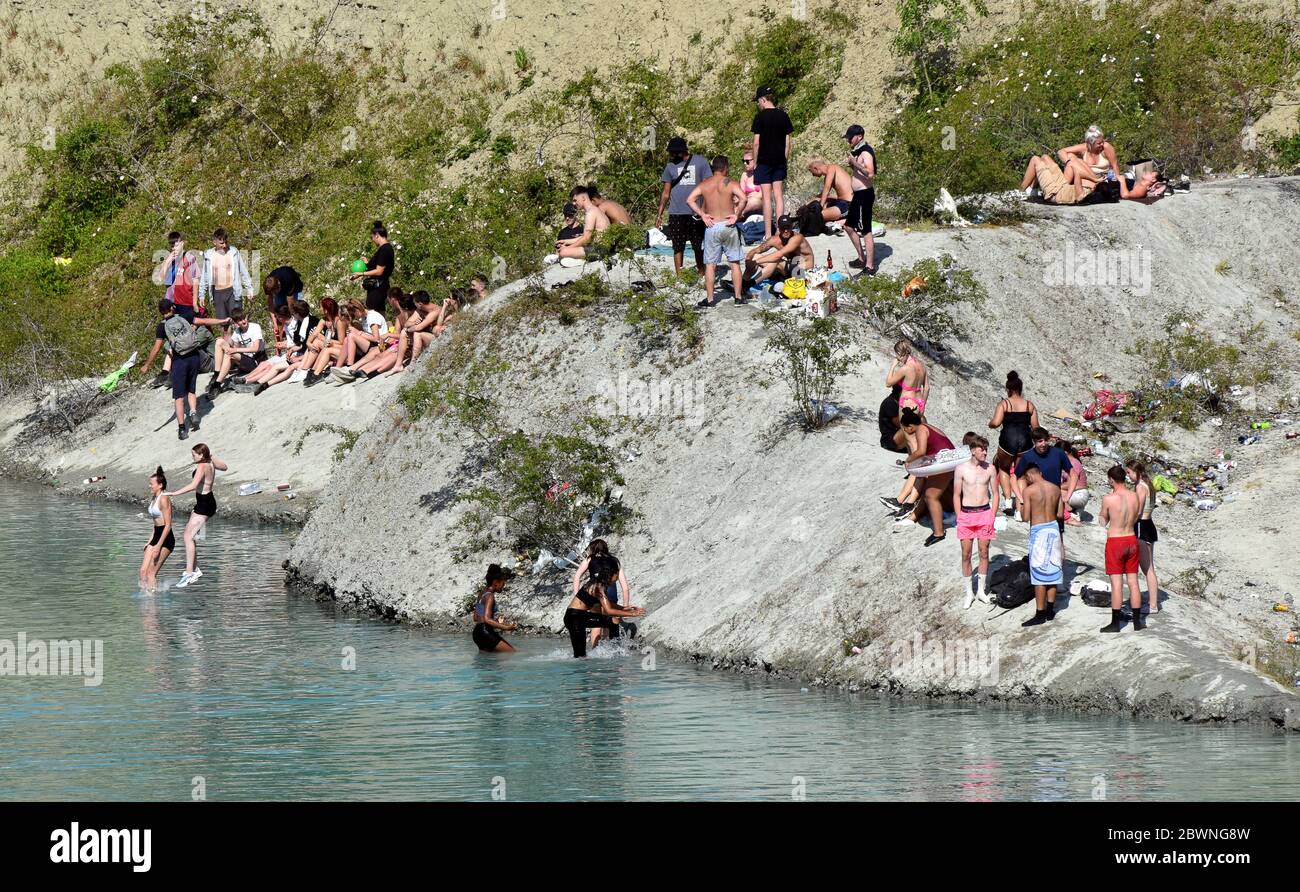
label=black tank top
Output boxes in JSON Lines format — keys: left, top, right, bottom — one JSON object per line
{"left": 575, "top": 585, "right": 600, "bottom": 609}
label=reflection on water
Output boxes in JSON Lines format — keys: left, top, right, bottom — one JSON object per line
{"left": 0, "top": 479, "right": 1296, "bottom": 801}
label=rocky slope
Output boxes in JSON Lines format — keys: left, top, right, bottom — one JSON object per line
{"left": 279, "top": 177, "right": 1300, "bottom": 731}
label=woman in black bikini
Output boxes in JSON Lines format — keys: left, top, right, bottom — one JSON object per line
{"left": 987, "top": 371, "right": 1039, "bottom": 518}
{"left": 472, "top": 564, "right": 519, "bottom": 653}
{"left": 1125, "top": 459, "right": 1160, "bottom": 615}
{"left": 140, "top": 466, "right": 175, "bottom": 592}
{"left": 563, "top": 563, "right": 645, "bottom": 658}
{"left": 164, "top": 443, "right": 228, "bottom": 588}
{"left": 571, "top": 539, "right": 635, "bottom": 649}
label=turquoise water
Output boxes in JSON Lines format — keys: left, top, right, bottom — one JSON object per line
{"left": 0, "top": 478, "right": 1296, "bottom": 801}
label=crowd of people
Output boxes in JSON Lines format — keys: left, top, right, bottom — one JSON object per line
{"left": 138, "top": 222, "right": 488, "bottom": 441}
{"left": 543, "top": 84, "right": 880, "bottom": 299}
{"left": 131, "top": 88, "right": 1170, "bottom": 638}
{"left": 878, "top": 359, "right": 1160, "bottom": 634}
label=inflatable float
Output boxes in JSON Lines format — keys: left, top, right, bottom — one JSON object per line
{"left": 906, "top": 445, "right": 971, "bottom": 478}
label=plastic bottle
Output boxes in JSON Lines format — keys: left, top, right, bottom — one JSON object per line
{"left": 82, "top": 475, "right": 106, "bottom": 485}
{"left": 1194, "top": 499, "right": 1217, "bottom": 510}
{"left": 238, "top": 482, "right": 262, "bottom": 496}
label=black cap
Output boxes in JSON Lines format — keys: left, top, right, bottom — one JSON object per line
{"left": 777, "top": 214, "right": 795, "bottom": 230}
{"left": 667, "top": 136, "right": 687, "bottom": 153}
{"left": 844, "top": 124, "right": 865, "bottom": 139}
{"left": 563, "top": 202, "right": 577, "bottom": 216}
{"left": 754, "top": 86, "right": 774, "bottom": 101}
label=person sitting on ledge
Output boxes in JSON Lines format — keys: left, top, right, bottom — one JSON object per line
{"left": 545, "top": 186, "right": 610, "bottom": 263}
{"left": 587, "top": 185, "right": 631, "bottom": 225}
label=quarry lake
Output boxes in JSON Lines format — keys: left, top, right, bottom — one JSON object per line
{"left": 1, "top": 479, "right": 1296, "bottom": 801}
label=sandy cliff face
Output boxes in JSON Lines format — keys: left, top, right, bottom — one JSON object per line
{"left": 7, "top": 0, "right": 1293, "bottom": 182}
{"left": 283, "top": 177, "right": 1300, "bottom": 729}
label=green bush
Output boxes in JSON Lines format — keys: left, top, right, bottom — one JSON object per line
{"left": 880, "top": 0, "right": 1300, "bottom": 220}
{"left": 840, "top": 253, "right": 986, "bottom": 344}
{"left": 624, "top": 270, "right": 702, "bottom": 351}
{"left": 761, "top": 311, "right": 864, "bottom": 430}
{"left": 1128, "top": 313, "right": 1274, "bottom": 430}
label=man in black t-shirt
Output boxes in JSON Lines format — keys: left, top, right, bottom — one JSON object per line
{"left": 350, "top": 221, "right": 395, "bottom": 312}
{"left": 750, "top": 86, "right": 794, "bottom": 240}
{"left": 262, "top": 265, "right": 304, "bottom": 341}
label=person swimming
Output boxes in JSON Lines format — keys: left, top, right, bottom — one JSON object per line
{"left": 472, "top": 564, "right": 519, "bottom": 653}
{"left": 562, "top": 564, "right": 645, "bottom": 658}
{"left": 140, "top": 466, "right": 175, "bottom": 592}
{"left": 163, "top": 443, "right": 228, "bottom": 588}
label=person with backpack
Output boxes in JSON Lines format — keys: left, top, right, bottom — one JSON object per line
{"left": 157, "top": 299, "right": 223, "bottom": 440}
{"left": 844, "top": 124, "right": 877, "bottom": 274}
{"left": 655, "top": 136, "right": 711, "bottom": 276}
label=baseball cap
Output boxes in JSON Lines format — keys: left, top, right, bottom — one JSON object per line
{"left": 666, "top": 136, "right": 688, "bottom": 153}
{"left": 753, "top": 86, "right": 774, "bottom": 101}
{"left": 563, "top": 202, "right": 577, "bottom": 216}
{"left": 844, "top": 124, "right": 865, "bottom": 139}
{"left": 777, "top": 214, "right": 795, "bottom": 230}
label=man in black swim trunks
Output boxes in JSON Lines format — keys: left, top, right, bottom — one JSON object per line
{"left": 844, "top": 124, "right": 877, "bottom": 274}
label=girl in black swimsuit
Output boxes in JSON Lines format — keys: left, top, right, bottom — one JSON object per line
{"left": 987, "top": 371, "right": 1038, "bottom": 517}
{"left": 164, "top": 443, "right": 228, "bottom": 588}
{"left": 563, "top": 565, "right": 645, "bottom": 658}
{"left": 140, "top": 466, "right": 175, "bottom": 592}
{"left": 472, "top": 564, "right": 518, "bottom": 652}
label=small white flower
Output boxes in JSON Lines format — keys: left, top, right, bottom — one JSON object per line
{"left": 191, "top": 95, "right": 198, "bottom": 103}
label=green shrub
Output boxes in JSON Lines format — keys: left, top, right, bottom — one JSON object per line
{"left": 1128, "top": 313, "right": 1274, "bottom": 430}
{"left": 624, "top": 271, "right": 702, "bottom": 351}
{"left": 840, "top": 253, "right": 986, "bottom": 344}
{"left": 761, "top": 311, "right": 864, "bottom": 430}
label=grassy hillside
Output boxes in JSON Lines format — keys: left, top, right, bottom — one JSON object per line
{"left": 0, "top": 0, "right": 1297, "bottom": 388}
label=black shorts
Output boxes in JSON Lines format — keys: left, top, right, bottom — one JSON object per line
{"left": 194, "top": 492, "right": 217, "bottom": 517}
{"left": 881, "top": 434, "right": 907, "bottom": 454}
{"left": 174, "top": 304, "right": 196, "bottom": 322}
{"left": 666, "top": 214, "right": 705, "bottom": 254}
{"left": 148, "top": 526, "right": 176, "bottom": 551}
{"left": 826, "top": 198, "right": 851, "bottom": 216}
{"left": 847, "top": 188, "right": 875, "bottom": 232}
{"left": 171, "top": 351, "right": 201, "bottom": 399}
{"left": 1135, "top": 519, "right": 1158, "bottom": 544}
{"left": 472, "top": 623, "right": 504, "bottom": 651}
{"left": 364, "top": 284, "right": 389, "bottom": 313}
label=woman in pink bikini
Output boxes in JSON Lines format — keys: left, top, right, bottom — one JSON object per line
{"left": 885, "top": 340, "right": 929, "bottom": 415}
{"left": 739, "top": 152, "right": 763, "bottom": 218}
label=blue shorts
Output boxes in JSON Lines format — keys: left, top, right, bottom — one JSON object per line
{"left": 170, "top": 351, "right": 200, "bottom": 399}
{"left": 826, "top": 198, "right": 850, "bottom": 216}
{"left": 753, "top": 163, "right": 787, "bottom": 185}
{"left": 1028, "top": 522, "right": 1063, "bottom": 586}
{"left": 606, "top": 582, "right": 620, "bottom": 605}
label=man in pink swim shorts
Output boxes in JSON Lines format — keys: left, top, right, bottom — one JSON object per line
{"left": 952, "top": 433, "right": 1000, "bottom": 608}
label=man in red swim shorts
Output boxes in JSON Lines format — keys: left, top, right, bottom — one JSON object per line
{"left": 1099, "top": 465, "right": 1143, "bottom": 633}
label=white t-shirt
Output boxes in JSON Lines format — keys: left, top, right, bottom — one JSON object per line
{"left": 230, "top": 322, "right": 264, "bottom": 352}
{"left": 363, "top": 311, "right": 386, "bottom": 336}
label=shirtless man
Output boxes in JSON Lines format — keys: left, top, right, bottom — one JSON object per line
{"left": 199, "top": 227, "right": 254, "bottom": 321}
{"left": 807, "top": 159, "right": 855, "bottom": 223}
{"left": 1098, "top": 465, "right": 1144, "bottom": 632}
{"left": 1020, "top": 463, "right": 1062, "bottom": 626}
{"left": 953, "top": 433, "right": 1000, "bottom": 608}
{"left": 587, "top": 185, "right": 631, "bottom": 225}
{"left": 553, "top": 186, "right": 610, "bottom": 261}
{"left": 743, "top": 215, "right": 814, "bottom": 285}
{"left": 687, "top": 155, "right": 748, "bottom": 308}
{"left": 844, "top": 124, "right": 877, "bottom": 273}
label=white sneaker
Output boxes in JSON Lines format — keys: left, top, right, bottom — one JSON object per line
{"left": 190, "top": 567, "right": 203, "bottom": 581}
{"left": 289, "top": 367, "right": 308, "bottom": 383}
{"left": 894, "top": 514, "right": 915, "bottom": 526}
{"left": 543, "top": 253, "right": 560, "bottom": 265}
{"left": 175, "top": 572, "right": 195, "bottom": 589}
